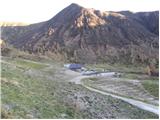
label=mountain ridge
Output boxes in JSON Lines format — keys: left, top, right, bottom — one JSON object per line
{"left": 1, "top": 3, "right": 159, "bottom": 64}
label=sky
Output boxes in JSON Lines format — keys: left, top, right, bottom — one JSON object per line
{"left": 0, "top": 0, "right": 159, "bottom": 23}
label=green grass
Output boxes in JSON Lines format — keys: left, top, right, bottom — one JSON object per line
{"left": 142, "top": 81, "right": 159, "bottom": 98}
{"left": 1, "top": 57, "right": 159, "bottom": 119}
{"left": 121, "top": 73, "right": 159, "bottom": 81}
{"left": 88, "top": 77, "right": 98, "bottom": 81}
{"left": 2, "top": 57, "right": 48, "bottom": 70}
{"left": 1, "top": 61, "right": 79, "bottom": 118}
{"left": 13, "top": 59, "right": 48, "bottom": 69}
{"left": 86, "top": 63, "right": 145, "bottom": 74}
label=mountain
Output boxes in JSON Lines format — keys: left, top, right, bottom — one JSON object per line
{"left": 1, "top": 3, "right": 159, "bottom": 64}
{"left": 0, "top": 22, "right": 29, "bottom": 26}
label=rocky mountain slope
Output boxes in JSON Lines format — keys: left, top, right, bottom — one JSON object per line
{"left": 1, "top": 3, "right": 159, "bottom": 64}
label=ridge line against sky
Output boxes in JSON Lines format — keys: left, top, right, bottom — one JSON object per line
{"left": 0, "top": 0, "right": 159, "bottom": 23}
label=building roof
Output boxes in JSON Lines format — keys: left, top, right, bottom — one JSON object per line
{"left": 64, "top": 63, "right": 82, "bottom": 69}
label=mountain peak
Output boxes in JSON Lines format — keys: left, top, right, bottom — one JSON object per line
{"left": 48, "top": 3, "right": 84, "bottom": 26}
{"left": 65, "top": 3, "right": 84, "bottom": 11}
{"left": 69, "top": 3, "right": 82, "bottom": 8}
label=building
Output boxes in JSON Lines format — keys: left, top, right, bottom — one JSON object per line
{"left": 64, "top": 63, "right": 83, "bottom": 70}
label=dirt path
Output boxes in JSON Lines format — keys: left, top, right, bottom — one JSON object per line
{"left": 70, "top": 75, "right": 159, "bottom": 115}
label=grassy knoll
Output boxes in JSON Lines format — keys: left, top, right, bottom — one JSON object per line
{"left": 1, "top": 58, "right": 79, "bottom": 118}
{"left": 142, "top": 80, "right": 159, "bottom": 98}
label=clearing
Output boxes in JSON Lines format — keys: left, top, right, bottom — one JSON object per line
{"left": 1, "top": 56, "right": 159, "bottom": 119}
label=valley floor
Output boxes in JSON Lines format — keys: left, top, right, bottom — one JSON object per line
{"left": 1, "top": 56, "right": 159, "bottom": 119}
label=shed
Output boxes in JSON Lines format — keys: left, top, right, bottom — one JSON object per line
{"left": 64, "top": 63, "right": 83, "bottom": 70}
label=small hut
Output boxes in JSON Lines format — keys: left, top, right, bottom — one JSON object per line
{"left": 64, "top": 63, "right": 83, "bottom": 70}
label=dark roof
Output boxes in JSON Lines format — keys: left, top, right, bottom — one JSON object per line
{"left": 69, "top": 63, "right": 82, "bottom": 69}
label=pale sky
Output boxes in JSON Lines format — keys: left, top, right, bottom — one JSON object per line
{"left": 0, "top": 0, "right": 159, "bottom": 23}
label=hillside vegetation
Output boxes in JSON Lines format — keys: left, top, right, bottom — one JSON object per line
{"left": 1, "top": 55, "right": 158, "bottom": 119}
{"left": 1, "top": 4, "right": 159, "bottom": 66}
